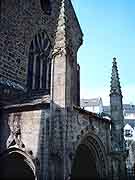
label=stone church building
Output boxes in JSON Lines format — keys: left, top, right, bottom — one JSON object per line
{"left": 0, "top": 0, "right": 128, "bottom": 179}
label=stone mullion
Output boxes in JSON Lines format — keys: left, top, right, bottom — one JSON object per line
{"left": 48, "top": 60, "right": 51, "bottom": 92}
{"left": 42, "top": 58, "right": 47, "bottom": 89}
{"left": 35, "top": 55, "right": 41, "bottom": 90}
{"left": 32, "top": 54, "right": 37, "bottom": 89}
{"left": 38, "top": 33, "right": 42, "bottom": 51}
{"left": 46, "top": 59, "right": 49, "bottom": 90}
{"left": 27, "top": 53, "right": 33, "bottom": 90}
{"left": 40, "top": 56, "right": 43, "bottom": 89}
{"left": 41, "top": 33, "right": 44, "bottom": 50}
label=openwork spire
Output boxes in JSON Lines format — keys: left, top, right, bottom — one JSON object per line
{"left": 110, "top": 57, "right": 122, "bottom": 95}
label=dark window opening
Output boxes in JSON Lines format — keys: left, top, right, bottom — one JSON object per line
{"left": 40, "top": 0, "right": 51, "bottom": 15}
{"left": 125, "top": 129, "right": 133, "bottom": 137}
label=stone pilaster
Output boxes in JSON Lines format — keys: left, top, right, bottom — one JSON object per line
{"left": 51, "top": 0, "right": 67, "bottom": 108}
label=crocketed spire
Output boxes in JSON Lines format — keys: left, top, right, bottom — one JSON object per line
{"left": 110, "top": 57, "right": 122, "bottom": 95}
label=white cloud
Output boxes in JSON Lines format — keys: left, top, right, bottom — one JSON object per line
{"left": 80, "top": 84, "right": 135, "bottom": 106}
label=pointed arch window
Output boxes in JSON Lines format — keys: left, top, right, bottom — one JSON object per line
{"left": 40, "top": 0, "right": 51, "bottom": 15}
{"left": 27, "top": 31, "right": 52, "bottom": 94}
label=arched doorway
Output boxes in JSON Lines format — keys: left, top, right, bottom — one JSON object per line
{"left": 0, "top": 148, "right": 36, "bottom": 180}
{"left": 71, "top": 134, "right": 108, "bottom": 180}
{"left": 71, "top": 144, "right": 98, "bottom": 180}
{"left": 49, "top": 154, "right": 63, "bottom": 180}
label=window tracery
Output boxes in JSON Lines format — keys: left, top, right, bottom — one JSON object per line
{"left": 27, "top": 31, "right": 52, "bottom": 94}
{"left": 40, "top": 0, "right": 51, "bottom": 15}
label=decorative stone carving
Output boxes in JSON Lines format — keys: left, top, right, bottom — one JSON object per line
{"left": 7, "top": 113, "right": 24, "bottom": 149}
{"left": 110, "top": 58, "right": 122, "bottom": 95}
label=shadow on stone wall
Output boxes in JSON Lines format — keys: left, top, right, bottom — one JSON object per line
{"left": 0, "top": 110, "right": 10, "bottom": 153}
{"left": 36, "top": 103, "right": 66, "bottom": 180}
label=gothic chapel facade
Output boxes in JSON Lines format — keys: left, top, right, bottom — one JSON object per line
{"left": 0, "top": 0, "right": 127, "bottom": 180}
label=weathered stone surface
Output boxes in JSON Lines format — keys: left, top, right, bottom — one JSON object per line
{"left": 0, "top": 1, "right": 127, "bottom": 180}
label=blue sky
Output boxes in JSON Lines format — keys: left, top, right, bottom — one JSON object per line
{"left": 72, "top": 0, "right": 135, "bottom": 105}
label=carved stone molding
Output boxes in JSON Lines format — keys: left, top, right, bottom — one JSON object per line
{"left": 7, "top": 112, "right": 25, "bottom": 150}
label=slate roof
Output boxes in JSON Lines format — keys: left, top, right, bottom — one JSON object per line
{"left": 73, "top": 106, "right": 111, "bottom": 124}
{"left": 103, "top": 104, "right": 135, "bottom": 114}
{"left": 123, "top": 104, "right": 135, "bottom": 113}
{"left": 80, "top": 97, "right": 102, "bottom": 107}
{"left": 0, "top": 78, "right": 26, "bottom": 106}
{"left": 0, "top": 78, "right": 25, "bottom": 91}
{"left": 124, "top": 119, "right": 135, "bottom": 129}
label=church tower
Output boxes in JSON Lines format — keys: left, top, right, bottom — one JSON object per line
{"left": 110, "top": 57, "right": 127, "bottom": 179}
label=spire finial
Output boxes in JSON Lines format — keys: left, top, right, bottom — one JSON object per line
{"left": 110, "top": 57, "right": 122, "bottom": 96}
{"left": 113, "top": 57, "right": 116, "bottom": 63}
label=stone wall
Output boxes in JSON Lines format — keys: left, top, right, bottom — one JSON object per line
{"left": 70, "top": 108, "right": 111, "bottom": 154}
{"left": 0, "top": 0, "right": 82, "bottom": 92}
{"left": 0, "top": 105, "right": 50, "bottom": 179}
{"left": 0, "top": 0, "right": 59, "bottom": 86}
{"left": 60, "top": 107, "right": 112, "bottom": 178}
{"left": 0, "top": 1, "right": 84, "bottom": 179}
